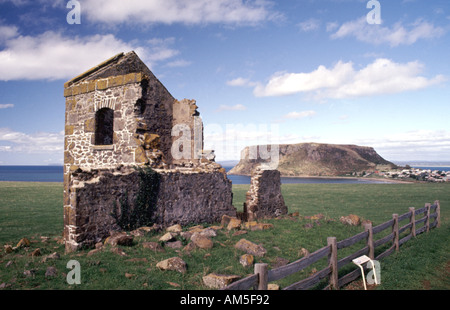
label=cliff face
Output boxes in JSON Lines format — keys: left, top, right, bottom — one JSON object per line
{"left": 228, "top": 143, "right": 396, "bottom": 176}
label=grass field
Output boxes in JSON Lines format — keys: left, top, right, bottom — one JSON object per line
{"left": 0, "top": 181, "right": 449, "bottom": 290}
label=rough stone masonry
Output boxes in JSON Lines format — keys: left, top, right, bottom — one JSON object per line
{"left": 63, "top": 51, "right": 238, "bottom": 252}
{"left": 244, "top": 167, "right": 288, "bottom": 221}
{"left": 63, "top": 51, "right": 286, "bottom": 252}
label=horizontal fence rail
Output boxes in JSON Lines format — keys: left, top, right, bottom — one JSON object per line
{"left": 222, "top": 200, "right": 441, "bottom": 290}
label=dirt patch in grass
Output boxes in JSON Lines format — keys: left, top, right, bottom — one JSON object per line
{"left": 422, "top": 260, "right": 450, "bottom": 290}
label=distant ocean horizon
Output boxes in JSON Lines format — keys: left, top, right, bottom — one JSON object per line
{"left": 1, "top": 164, "right": 449, "bottom": 184}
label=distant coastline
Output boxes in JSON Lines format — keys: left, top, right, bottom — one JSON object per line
{"left": 1, "top": 163, "right": 449, "bottom": 184}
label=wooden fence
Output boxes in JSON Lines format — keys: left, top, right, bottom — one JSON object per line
{"left": 223, "top": 200, "right": 441, "bottom": 290}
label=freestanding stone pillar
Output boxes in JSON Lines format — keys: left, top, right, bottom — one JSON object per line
{"left": 244, "top": 167, "right": 287, "bottom": 221}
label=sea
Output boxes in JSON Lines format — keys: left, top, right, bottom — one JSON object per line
{"left": 3, "top": 164, "right": 448, "bottom": 184}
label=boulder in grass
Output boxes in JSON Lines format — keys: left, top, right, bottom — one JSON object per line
{"left": 104, "top": 232, "right": 134, "bottom": 246}
{"left": 234, "top": 239, "right": 267, "bottom": 257}
{"left": 202, "top": 273, "right": 240, "bottom": 289}
{"left": 191, "top": 233, "right": 213, "bottom": 249}
{"left": 340, "top": 214, "right": 361, "bottom": 226}
{"left": 156, "top": 257, "right": 187, "bottom": 274}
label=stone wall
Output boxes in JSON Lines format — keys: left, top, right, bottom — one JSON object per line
{"left": 62, "top": 51, "right": 236, "bottom": 252}
{"left": 65, "top": 166, "right": 236, "bottom": 252}
{"left": 244, "top": 167, "right": 287, "bottom": 221}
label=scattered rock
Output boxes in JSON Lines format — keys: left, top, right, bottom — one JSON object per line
{"left": 220, "top": 215, "right": 234, "bottom": 228}
{"left": 30, "top": 248, "right": 41, "bottom": 257}
{"left": 142, "top": 242, "right": 165, "bottom": 252}
{"left": 239, "top": 254, "right": 254, "bottom": 267}
{"left": 234, "top": 239, "right": 267, "bottom": 257}
{"left": 45, "top": 266, "right": 58, "bottom": 278}
{"left": 243, "top": 221, "right": 273, "bottom": 231}
{"left": 227, "top": 218, "right": 242, "bottom": 230}
{"left": 166, "top": 224, "right": 182, "bottom": 233}
{"left": 16, "top": 238, "right": 30, "bottom": 248}
{"left": 104, "top": 232, "right": 134, "bottom": 246}
{"left": 125, "top": 273, "right": 135, "bottom": 279}
{"left": 188, "top": 225, "right": 204, "bottom": 233}
{"left": 199, "top": 227, "right": 217, "bottom": 238}
{"left": 166, "top": 240, "right": 183, "bottom": 249}
{"left": 129, "top": 229, "right": 145, "bottom": 237}
{"left": 156, "top": 257, "right": 187, "bottom": 274}
{"left": 159, "top": 232, "right": 177, "bottom": 242}
{"left": 340, "top": 214, "right": 361, "bottom": 226}
{"left": 40, "top": 236, "right": 50, "bottom": 243}
{"left": 202, "top": 273, "right": 240, "bottom": 289}
{"left": 268, "top": 283, "right": 280, "bottom": 290}
{"left": 182, "top": 242, "right": 197, "bottom": 254}
{"left": 191, "top": 233, "right": 213, "bottom": 249}
{"left": 305, "top": 213, "right": 325, "bottom": 220}
{"left": 180, "top": 231, "right": 193, "bottom": 240}
{"left": 135, "top": 225, "right": 161, "bottom": 235}
{"left": 4, "top": 245, "right": 13, "bottom": 254}
{"left": 42, "top": 252, "right": 60, "bottom": 263}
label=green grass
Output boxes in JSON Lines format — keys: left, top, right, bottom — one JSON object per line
{"left": 0, "top": 181, "right": 448, "bottom": 290}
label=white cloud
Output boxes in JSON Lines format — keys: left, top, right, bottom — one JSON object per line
{"left": 326, "top": 22, "right": 339, "bottom": 32}
{"left": 0, "top": 128, "right": 64, "bottom": 153}
{"left": 297, "top": 18, "right": 320, "bottom": 32}
{"left": 0, "top": 25, "right": 19, "bottom": 42}
{"left": 357, "top": 130, "right": 450, "bottom": 161}
{"left": 83, "top": 0, "right": 280, "bottom": 26}
{"left": 331, "top": 17, "right": 445, "bottom": 46}
{"left": 216, "top": 104, "right": 247, "bottom": 112}
{"left": 252, "top": 58, "right": 445, "bottom": 99}
{"left": 0, "top": 103, "right": 14, "bottom": 109}
{"left": 284, "top": 111, "right": 316, "bottom": 119}
{"left": 0, "top": 27, "right": 182, "bottom": 81}
{"left": 227, "top": 77, "right": 256, "bottom": 87}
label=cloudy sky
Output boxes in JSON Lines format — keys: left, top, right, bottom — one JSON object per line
{"left": 0, "top": 0, "right": 449, "bottom": 164}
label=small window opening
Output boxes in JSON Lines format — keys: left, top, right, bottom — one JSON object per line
{"left": 95, "top": 108, "right": 114, "bottom": 145}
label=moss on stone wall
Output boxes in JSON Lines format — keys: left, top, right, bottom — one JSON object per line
{"left": 113, "top": 166, "right": 160, "bottom": 231}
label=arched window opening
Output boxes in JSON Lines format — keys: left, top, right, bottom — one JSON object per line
{"left": 95, "top": 108, "right": 114, "bottom": 145}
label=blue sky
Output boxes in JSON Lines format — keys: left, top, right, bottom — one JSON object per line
{"left": 0, "top": 0, "right": 449, "bottom": 165}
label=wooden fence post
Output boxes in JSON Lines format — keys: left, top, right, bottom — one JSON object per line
{"left": 392, "top": 214, "right": 399, "bottom": 252}
{"left": 409, "top": 207, "right": 416, "bottom": 237}
{"left": 254, "top": 263, "right": 268, "bottom": 290}
{"left": 364, "top": 222, "right": 374, "bottom": 259}
{"left": 327, "top": 237, "right": 338, "bottom": 290}
{"left": 425, "top": 203, "right": 431, "bottom": 233}
{"left": 435, "top": 200, "right": 441, "bottom": 228}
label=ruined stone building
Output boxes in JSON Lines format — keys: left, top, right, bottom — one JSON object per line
{"left": 63, "top": 51, "right": 286, "bottom": 252}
